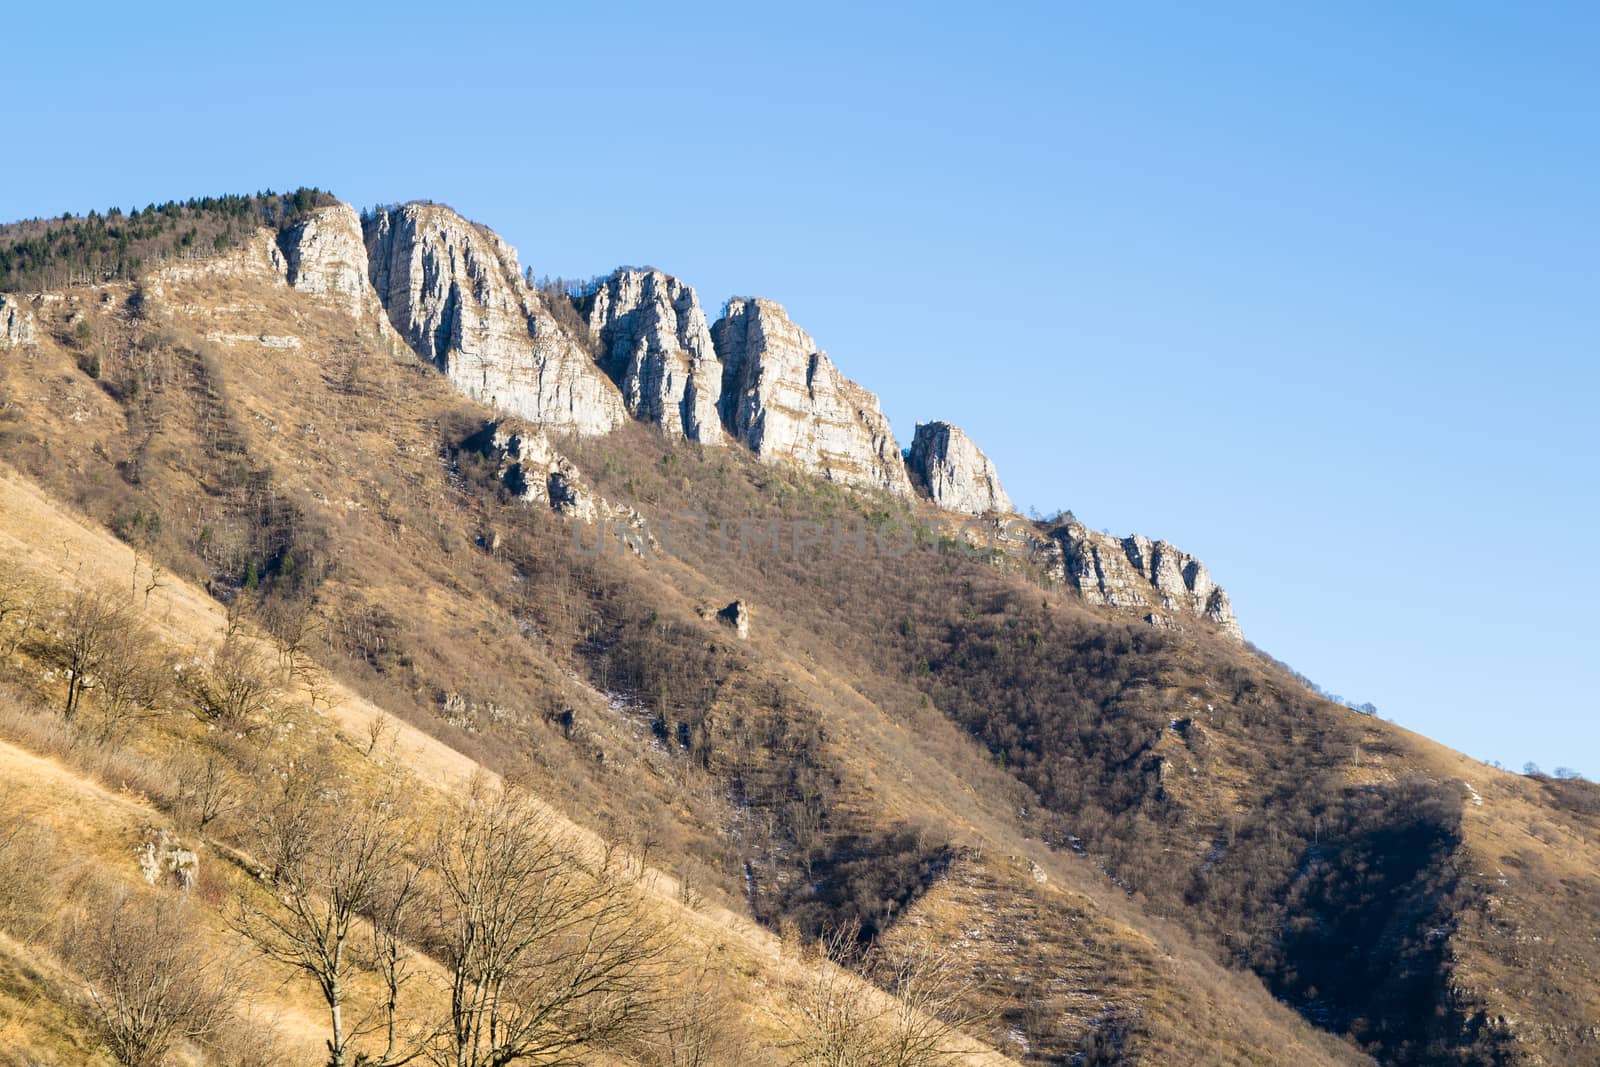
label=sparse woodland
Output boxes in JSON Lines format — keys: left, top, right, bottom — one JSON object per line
{"left": 0, "top": 556, "right": 986, "bottom": 1066}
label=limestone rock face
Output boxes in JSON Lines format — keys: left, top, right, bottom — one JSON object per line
{"left": 1051, "top": 521, "right": 1242, "bottom": 639}
{"left": 138, "top": 829, "right": 198, "bottom": 891}
{"left": 365, "top": 204, "right": 624, "bottom": 436}
{"left": 712, "top": 298, "right": 909, "bottom": 494}
{"left": 281, "top": 204, "right": 385, "bottom": 321}
{"left": 490, "top": 422, "right": 591, "bottom": 516}
{"left": 907, "top": 421, "right": 1012, "bottom": 514}
{"left": 0, "top": 295, "right": 36, "bottom": 347}
{"left": 583, "top": 269, "right": 724, "bottom": 443}
{"left": 149, "top": 228, "right": 288, "bottom": 288}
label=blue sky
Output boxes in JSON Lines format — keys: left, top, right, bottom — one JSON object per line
{"left": 9, "top": 2, "right": 1597, "bottom": 774}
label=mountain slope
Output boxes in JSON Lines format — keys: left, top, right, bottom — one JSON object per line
{"left": 1, "top": 192, "right": 1595, "bottom": 1064}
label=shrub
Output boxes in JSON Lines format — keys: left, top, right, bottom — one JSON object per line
{"left": 67, "top": 887, "right": 236, "bottom": 1067}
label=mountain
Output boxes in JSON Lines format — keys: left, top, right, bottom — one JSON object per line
{"left": 0, "top": 190, "right": 1596, "bottom": 1066}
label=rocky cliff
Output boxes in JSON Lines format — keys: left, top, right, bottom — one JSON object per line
{"left": 148, "top": 227, "right": 289, "bottom": 289}
{"left": 144, "top": 205, "right": 382, "bottom": 327}
{"left": 582, "top": 268, "right": 724, "bottom": 443}
{"left": 364, "top": 204, "right": 623, "bottom": 436}
{"left": 0, "top": 295, "right": 35, "bottom": 347}
{"left": 1049, "top": 520, "right": 1242, "bottom": 638}
{"left": 908, "top": 421, "right": 1012, "bottom": 514}
{"left": 281, "top": 203, "right": 386, "bottom": 322}
{"left": 712, "top": 297, "right": 909, "bottom": 494}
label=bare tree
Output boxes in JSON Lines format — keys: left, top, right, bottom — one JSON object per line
{"left": 361, "top": 854, "right": 433, "bottom": 1065}
{"left": 236, "top": 778, "right": 426, "bottom": 1067}
{"left": 91, "top": 615, "right": 172, "bottom": 744}
{"left": 303, "top": 659, "right": 344, "bottom": 717}
{"left": 71, "top": 888, "right": 235, "bottom": 1067}
{"left": 429, "top": 778, "right": 664, "bottom": 1067}
{"left": 782, "top": 925, "right": 882, "bottom": 1067}
{"left": 781, "top": 923, "right": 983, "bottom": 1067}
{"left": 259, "top": 592, "right": 321, "bottom": 677}
{"left": 872, "top": 943, "right": 986, "bottom": 1067}
{"left": 47, "top": 586, "right": 134, "bottom": 719}
{"left": 142, "top": 557, "right": 167, "bottom": 608}
{"left": 365, "top": 711, "right": 395, "bottom": 758}
{"left": 194, "top": 633, "right": 274, "bottom": 726}
{"left": 0, "top": 560, "right": 41, "bottom": 656}
{"left": 632, "top": 958, "right": 750, "bottom": 1067}
{"left": 171, "top": 751, "right": 242, "bottom": 833}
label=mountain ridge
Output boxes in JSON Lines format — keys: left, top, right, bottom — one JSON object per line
{"left": 19, "top": 194, "right": 1245, "bottom": 643}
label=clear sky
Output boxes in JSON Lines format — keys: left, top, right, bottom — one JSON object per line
{"left": 8, "top": 2, "right": 1597, "bottom": 774}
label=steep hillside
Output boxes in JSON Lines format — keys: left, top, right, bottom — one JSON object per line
{"left": 1, "top": 193, "right": 1595, "bottom": 1065}
{"left": 0, "top": 467, "right": 1019, "bottom": 1067}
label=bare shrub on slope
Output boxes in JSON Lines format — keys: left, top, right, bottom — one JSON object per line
{"left": 782, "top": 920, "right": 984, "bottom": 1067}
{"left": 67, "top": 887, "right": 237, "bottom": 1067}
{"left": 428, "top": 778, "right": 665, "bottom": 1067}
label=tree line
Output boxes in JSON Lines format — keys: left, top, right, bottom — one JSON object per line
{"left": 0, "top": 188, "right": 340, "bottom": 291}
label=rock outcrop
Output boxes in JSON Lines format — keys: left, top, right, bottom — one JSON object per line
{"left": 488, "top": 421, "right": 590, "bottom": 515}
{"left": 149, "top": 228, "right": 288, "bottom": 288}
{"left": 712, "top": 298, "right": 909, "bottom": 494}
{"left": 138, "top": 829, "right": 199, "bottom": 890}
{"left": 719, "top": 599, "right": 751, "bottom": 639}
{"left": 700, "top": 599, "right": 751, "bottom": 640}
{"left": 1050, "top": 520, "right": 1242, "bottom": 639}
{"left": 365, "top": 204, "right": 624, "bottom": 436}
{"left": 0, "top": 295, "right": 36, "bottom": 347}
{"left": 907, "top": 421, "right": 1012, "bottom": 514}
{"left": 281, "top": 203, "right": 385, "bottom": 321}
{"left": 467, "top": 419, "right": 650, "bottom": 548}
{"left": 583, "top": 269, "right": 724, "bottom": 443}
